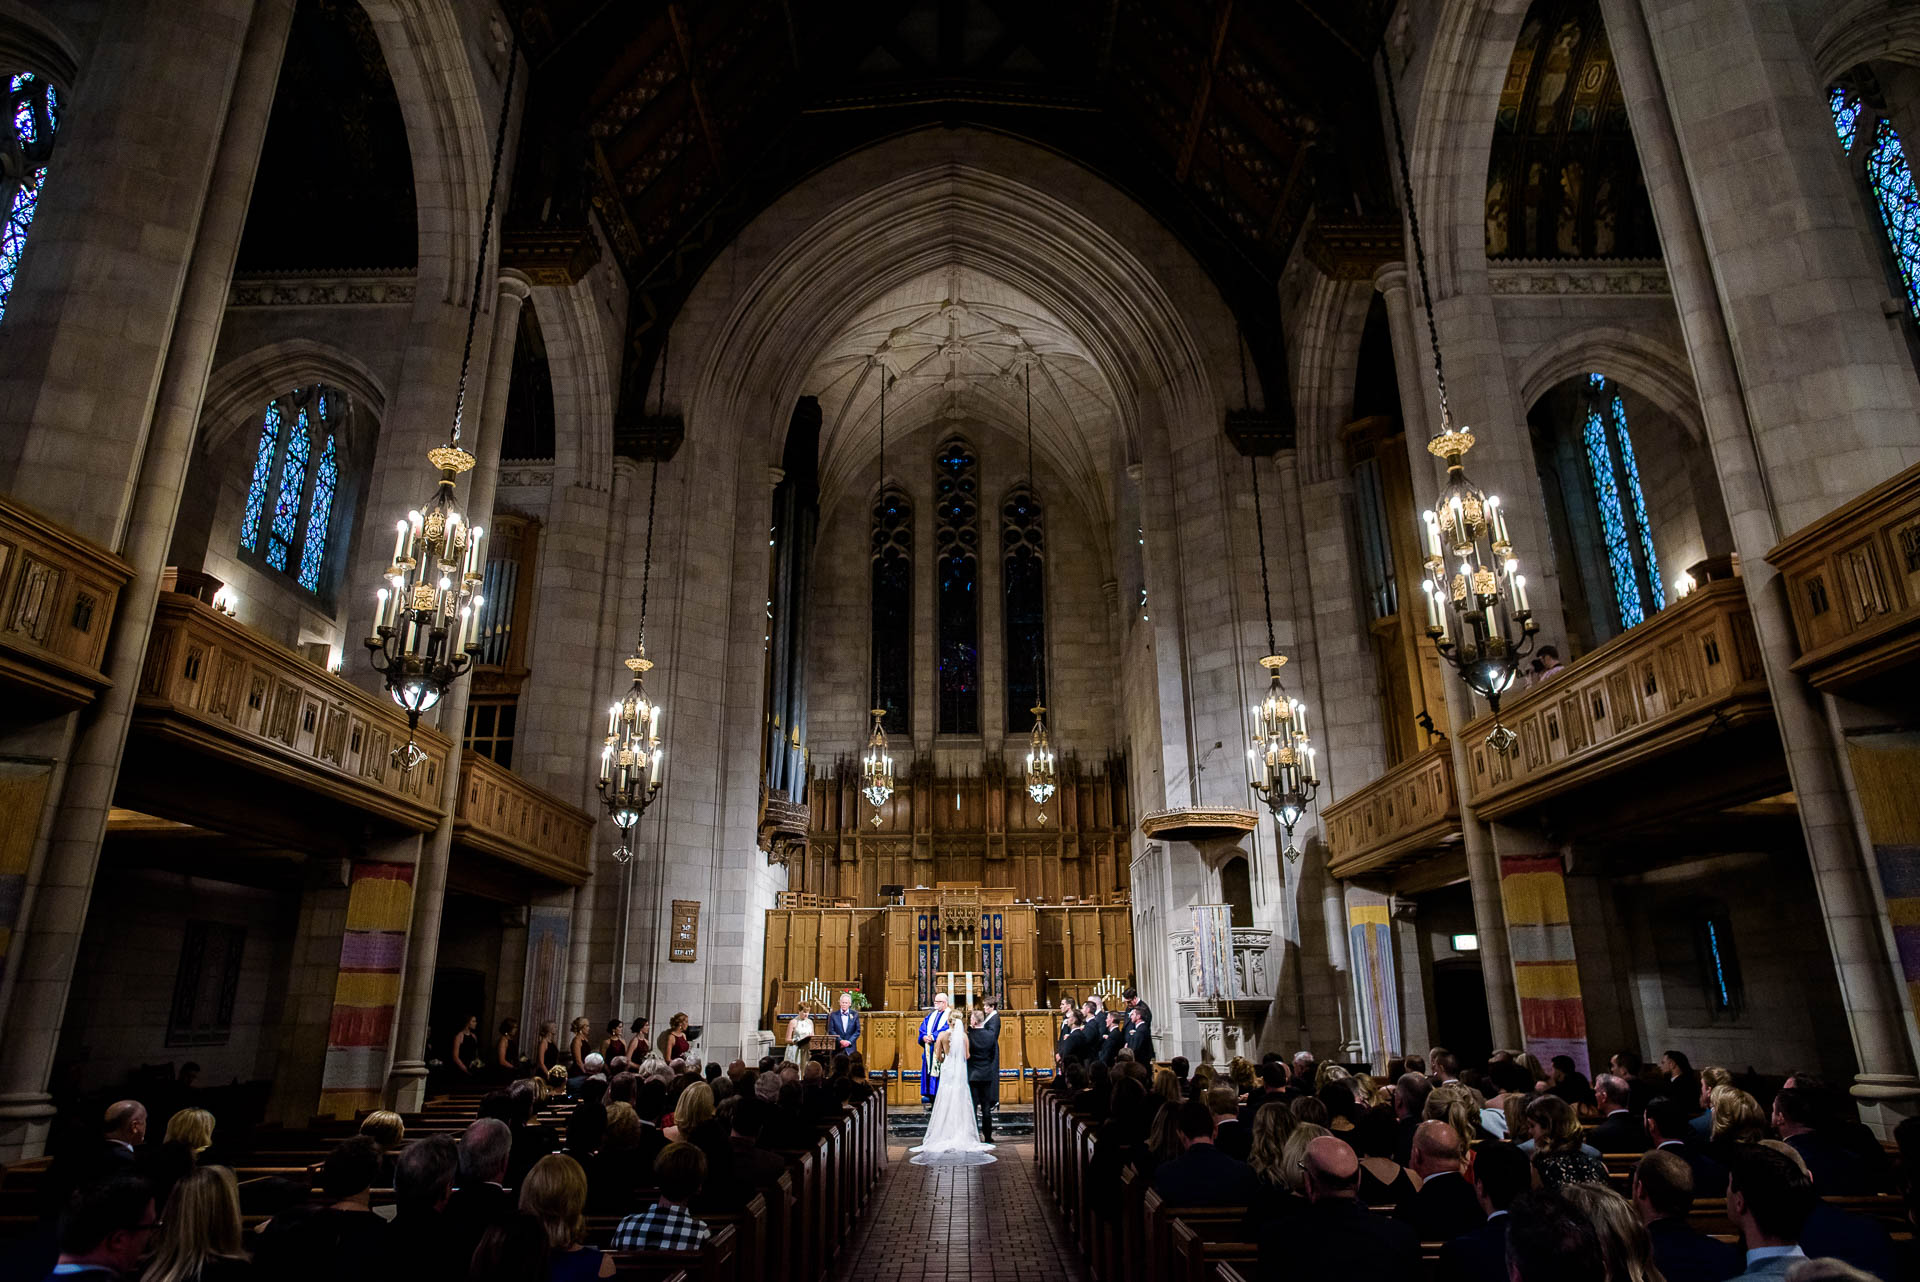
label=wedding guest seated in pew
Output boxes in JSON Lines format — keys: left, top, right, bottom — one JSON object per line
{"left": 1726, "top": 1144, "right": 1817, "bottom": 1280}
{"left": 1563, "top": 1182, "right": 1666, "bottom": 1282}
{"left": 357, "top": 1110, "right": 406, "bottom": 1190}
{"left": 1506, "top": 1188, "right": 1604, "bottom": 1282}
{"left": 611, "top": 1142, "right": 710, "bottom": 1252}
{"left": 1241, "top": 1102, "right": 1306, "bottom": 1230}
{"left": 1774, "top": 1090, "right": 1881, "bottom": 1198}
{"left": 141, "top": 1166, "right": 252, "bottom": 1282}
{"left": 520, "top": 1154, "right": 613, "bottom": 1280}
{"left": 1436, "top": 1140, "right": 1531, "bottom": 1282}
{"left": 568, "top": 1078, "right": 609, "bottom": 1157}
{"left": 1150, "top": 1098, "right": 1258, "bottom": 1207}
{"left": 1760, "top": 1141, "right": 1900, "bottom": 1282}
{"left": 1708, "top": 1088, "right": 1771, "bottom": 1168}
{"left": 250, "top": 1136, "right": 387, "bottom": 1281}
{"left": 1403, "top": 1119, "right": 1485, "bottom": 1242}
{"left": 468, "top": 1214, "right": 551, "bottom": 1282}
{"left": 504, "top": 1080, "right": 558, "bottom": 1189}
{"left": 387, "top": 1135, "right": 459, "bottom": 1280}
{"left": 1526, "top": 1095, "right": 1609, "bottom": 1190}
{"left": 1591, "top": 1074, "right": 1644, "bottom": 1154}
{"left": 1256, "top": 1135, "right": 1420, "bottom": 1282}
{"left": 142, "top": 1108, "right": 216, "bottom": 1217}
{"left": 42, "top": 1174, "right": 157, "bottom": 1282}
{"left": 1631, "top": 1148, "right": 1743, "bottom": 1282}
{"left": 583, "top": 1103, "right": 649, "bottom": 1213}
{"left": 1350, "top": 1107, "right": 1417, "bottom": 1214}
{"left": 716, "top": 1095, "right": 789, "bottom": 1207}
{"left": 1208, "top": 1085, "right": 1251, "bottom": 1161}
{"left": 446, "top": 1118, "right": 514, "bottom": 1265}
{"left": 1648, "top": 1096, "right": 1728, "bottom": 1198}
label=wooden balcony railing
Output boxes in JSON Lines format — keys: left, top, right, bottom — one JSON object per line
{"left": 132, "top": 593, "right": 447, "bottom": 832}
{"left": 0, "top": 495, "right": 133, "bottom": 707}
{"left": 453, "top": 752, "right": 594, "bottom": 885}
{"left": 1322, "top": 740, "right": 1460, "bottom": 880}
{"left": 1461, "top": 578, "right": 1773, "bottom": 819}
{"left": 1768, "top": 460, "right": 1920, "bottom": 692}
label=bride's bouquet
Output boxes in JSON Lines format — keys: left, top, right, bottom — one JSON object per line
{"left": 929, "top": 1028, "right": 953, "bottom": 1077}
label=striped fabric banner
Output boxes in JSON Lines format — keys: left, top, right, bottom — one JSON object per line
{"left": 1347, "top": 893, "right": 1400, "bottom": 1069}
{"left": 1847, "top": 734, "right": 1920, "bottom": 1014}
{"left": 1499, "top": 853, "right": 1589, "bottom": 1080}
{"left": 318, "top": 861, "right": 415, "bottom": 1118}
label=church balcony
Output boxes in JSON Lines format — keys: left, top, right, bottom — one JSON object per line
{"left": 1459, "top": 578, "right": 1782, "bottom": 830}
{"left": 0, "top": 495, "right": 133, "bottom": 711}
{"left": 1767, "top": 460, "right": 1920, "bottom": 694}
{"left": 1322, "top": 740, "right": 1461, "bottom": 883}
{"left": 122, "top": 592, "right": 448, "bottom": 852}
{"left": 452, "top": 751, "right": 594, "bottom": 888}
{"left": 1167, "top": 926, "right": 1275, "bottom": 1006}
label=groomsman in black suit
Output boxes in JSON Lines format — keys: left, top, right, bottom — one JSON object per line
{"left": 1124, "top": 988, "right": 1152, "bottom": 1045}
{"left": 827, "top": 992, "right": 861, "bottom": 1055}
{"left": 1124, "top": 1006, "right": 1152, "bottom": 1060}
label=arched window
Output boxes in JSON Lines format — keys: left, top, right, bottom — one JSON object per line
{"left": 934, "top": 436, "right": 979, "bottom": 735}
{"left": 1830, "top": 77, "right": 1920, "bottom": 323}
{"left": 1002, "top": 486, "right": 1045, "bottom": 733}
{"left": 240, "top": 385, "right": 347, "bottom": 595}
{"left": 1582, "top": 373, "right": 1661, "bottom": 630}
{"left": 871, "top": 486, "right": 912, "bottom": 732}
{"left": 1221, "top": 856, "right": 1253, "bottom": 929}
{"left": 0, "top": 73, "right": 60, "bottom": 322}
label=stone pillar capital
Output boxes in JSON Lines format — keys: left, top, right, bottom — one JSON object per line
{"left": 497, "top": 268, "right": 534, "bottom": 304}
{"left": 1372, "top": 261, "right": 1410, "bottom": 298}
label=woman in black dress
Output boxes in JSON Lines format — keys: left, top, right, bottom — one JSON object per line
{"left": 448, "top": 1015, "right": 481, "bottom": 1082}
{"left": 1352, "top": 1106, "right": 1419, "bottom": 1213}
{"left": 495, "top": 1018, "right": 521, "bottom": 1082}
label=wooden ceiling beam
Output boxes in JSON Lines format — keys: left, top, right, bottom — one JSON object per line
{"left": 667, "top": 2, "right": 726, "bottom": 176}
{"left": 1174, "top": 0, "right": 1234, "bottom": 183}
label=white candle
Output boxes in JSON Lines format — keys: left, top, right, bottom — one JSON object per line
{"left": 1513, "top": 573, "right": 1530, "bottom": 614}
{"left": 469, "top": 526, "right": 484, "bottom": 577}
{"left": 1422, "top": 510, "right": 1441, "bottom": 560}
{"left": 608, "top": 704, "right": 620, "bottom": 737}
{"left": 600, "top": 744, "right": 612, "bottom": 783}
{"left": 650, "top": 746, "right": 664, "bottom": 790}
{"left": 457, "top": 605, "right": 472, "bottom": 651}
{"left": 393, "top": 520, "right": 407, "bottom": 564}
{"left": 374, "top": 588, "right": 388, "bottom": 636}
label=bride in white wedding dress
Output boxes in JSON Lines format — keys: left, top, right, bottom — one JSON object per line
{"left": 910, "top": 1020, "right": 996, "bottom": 1166}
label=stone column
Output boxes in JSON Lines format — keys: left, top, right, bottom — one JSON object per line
{"left": 387, "top": 273, "right": 529, "bottom": 1112}
{"left": 1600, "top": 0, "right": 1920, "bottom": 1119}
{"left": 267, "top": 858, "right": 352, "bottom": 1128}
{"left": 1373, "top": 262, "right": 1522, "bottom": 1049}
{"left": 1390, "top": 896, "right": 1434, "bottom": 1061}
{"left": 0, "top": 0, "right": 294, "bottom": 1160}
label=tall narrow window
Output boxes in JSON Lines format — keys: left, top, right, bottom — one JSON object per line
{"left": 239, "top": 385, "right": 348, "bottom": 596}
{"left": 1002, "top": 487, "right": 1045, "bottom": 732}
{"left": 1831, "top": 78, "right": 1920, "bottom": 322}
{"left": 1582, "top": 374, "right": 1660, "bottom": 630}
{"left": 871, "top": 486, "right": 912, "bottom": 732}
{"left": 934, "top": 436, "right": 979, "bottom": 735}
{"left": 0, "top": 73, "right": 59, "bottom": 323}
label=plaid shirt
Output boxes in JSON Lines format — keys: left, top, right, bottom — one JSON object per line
{"left": 610, "top": 1202, "right": 711, "bottom": 1252}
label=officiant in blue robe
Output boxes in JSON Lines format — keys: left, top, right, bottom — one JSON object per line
{"left": 917, "top": 994, "right": 952, "bottom": 1107}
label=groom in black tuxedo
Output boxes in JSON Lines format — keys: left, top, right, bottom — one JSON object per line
{"left": 965, "top": 1008, "right": 1001, "bottom": 1142}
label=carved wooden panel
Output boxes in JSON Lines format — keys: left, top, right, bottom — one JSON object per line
{"left": 0, "top": 496, "right": 132, "bottom": 707}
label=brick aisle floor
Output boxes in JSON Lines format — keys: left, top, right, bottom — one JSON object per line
{"left": 831, "top": 1136, "right": 1088, "bottom": 1282}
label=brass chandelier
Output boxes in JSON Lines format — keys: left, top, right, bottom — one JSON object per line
{"left": 1243, "top": 456, "right": 1318, "bottom": 861}
{"left": 599, "top": 441, "right": 668, "bottom": 864}
{"left": 861, "top": 363, "right": 895, "bottom": 817}
{"left": 1020, "top": 364, "right": 1056, "bottom": 808}
{"left": 1382, "top": 46, "right": 1537, "bottom": 752}
{"left": 365, "top": 27, "right": 519, "bottom": 770}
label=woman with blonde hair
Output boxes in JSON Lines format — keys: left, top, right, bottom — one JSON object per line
{"left": 357, "top": 1109, "right": 405, "bottom": 1186}
{"left": 533, "top": 1020, "right": 560, "bottom": 1075}
{"left": 659, "top": 1012, "right": 692, "bottom": 1062}
{"left": 1277, "top": 1123, "right": 1331, "bottom": 1196}
{"left": 1149, "top": 1067, "right": 1183, "bottom": 1109}
{"left": 520, "top": 1153, "right": 614, "bottom": 1279}
{"left": 1423, "top": 1084, "right": 1481, "bottom": 1151}
{"left": 1707, "top": 1085, "right": 1768, "bottom": 1162}
{"left": 784, "top": 1003, "right": 815, "bottom": 1066}
{"left": 1561, "top": 1182, "right": 1667, "bottom": 1282}
{"left": 166, "top": 1108, "right": 216, "bottom": 1157}
{"left": 665, "top": 1080, "right": 714, "bottom": 1142}
{"left": 140, "top": 1165, "right": 251, "bottom": 1282}
{"left": 1694, "top": 1065, "right": 1735, "bottom": 1137}
{"left": 1245, "top": 1102, "right": 1305, "bottom": 1220}
{"left": 144, "top": 1107, "right": 217, "bottom": 1213}
{"left": 568, "top": 1017, "right": 594, "bottom": 1080}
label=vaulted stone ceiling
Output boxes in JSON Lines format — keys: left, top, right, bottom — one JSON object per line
{"left": 501, "top": 0, "right": 1398, "bottom": 434}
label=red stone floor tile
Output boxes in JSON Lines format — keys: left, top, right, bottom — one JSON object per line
{"left": 831, "top": 1136, "right": 1088, "bottom": 1282}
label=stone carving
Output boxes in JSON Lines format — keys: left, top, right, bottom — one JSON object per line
{"left": 229, "top": 272, "right": 416, "bottom": 307}
{"left": 497, "top": 468, "right": 555, "bottom": 488}
{"left": 1487, "top": 260, "right": 1669, "bottom": 295}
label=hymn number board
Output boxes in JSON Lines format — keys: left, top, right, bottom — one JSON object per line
{"left": 669, "top": 899, "right": 699, "bottom": 962}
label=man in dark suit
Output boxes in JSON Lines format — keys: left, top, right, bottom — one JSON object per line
{"left": 1632, "top": 1148, "right": 1742, "bottom": 1282}
{"left": 1151, "top": 1099, "right": 1259, "bottom": 1207}
{"left": 827, "top": 992, "right": 861, "bottom": 1056}
{"left": 1393, "top": 1073, "right": 1433, "bottom": 1165}
{"left": 1774, "top": 1088, "right": 1878, "bottom": 1196}
{"left": 1403, "top": 1120, "right": 1486, "bottom": 1242}
{"left": 1259, "top": 1136, "right": 1420, "bottom": 1279}
{"left": 40, "top": 1175, "right": 157, "bottom": 1282}
{"left": 1239, "top": 1061, "right": 1288, "bottom": 1125}
{"left": 388, "top": 1134, "right": 458, "bottom": 1279}
{"left": 1645, "top": 1096, "right": 1725, "bottom": 1198}
{"left": 444, "top": 1118, "right": 514, "bottom": 1266}
{"left": 1771, "top": 1138, "right": 1901, "bottom": 1280}
{"left": 965, "top": 1009, "right": 1001, "bottom": 1142}
{"left": 1123, "top": 1007, "right": 1152, "bottom": 1061}
{"left": 1437, "top": 1140, "right": 1530, "bottom": 1282}
{"left": 1122, "top": 988, "right": 1152, "bottom": 1046}
{"left": 1207, "top": 1085, "right": 1251, "bottom": 1160}
{"left": 1506, "top": 1190, "right": 1604, "bottom": 1282}
{"left": 1589, "top": 1073, "right": 1644, "bottom": 1155}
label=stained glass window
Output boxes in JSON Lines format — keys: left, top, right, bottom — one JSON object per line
{"left": 239, "top": 385, "right": 347, "bottom": 596}
{"left": 1831, "top": 86, "right": 1861, "bottom": 154}
{"left": 1002, "top": 487, "right": 1045, "bottom": 732}
{"left": 934, "top": 436, "right": 979, "bottom": 735}
{"left": 1583, "top": 373, "right": 1662, "bottom": 631}
{"left": 1831, "top": 79, "right": 1920, "bottom": 322}
{"left": 871, "top": 486, "right": 912, "bottom": 733}
{"left": 0, "top": 73, "right": 60, "bottom": 323}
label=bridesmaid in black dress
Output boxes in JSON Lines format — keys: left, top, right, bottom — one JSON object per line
{"left": 447, "top": 1015, "right": 481, "bottom": 1084}
{"left": 494, "top": 1018, "right": 521, "bottom": 1082}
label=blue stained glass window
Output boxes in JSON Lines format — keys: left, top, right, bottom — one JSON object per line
{"left": 1003, "top": 487, "right": 1045, "bottom": 732}
{"left": 0, "top": 74, "right": 58, "bottom": 324}
{"left": 1866, "top": 117, "right": 1920, "bottom": 319}
{"left": 1612, "top": 395, "right": 1664, "bottom": 611}
{"left": 1585, "top": 375, "right": 1643, "bottom": 630}
{"left": 240, "top": 386, "right": 346, "bottom": 596}
{"left": 266, "top": 404, "right": 311, "bottom": 570}
{"left": 240, "top": 401, "right": 281, "bottom": 551}
{"left": 1832, "top": 86, "right": 1861, "bottom": 154}
{"left": 298, "top": 433, "right": 338, "bottom": 591}
{"left": 935, "top": 436, "right": 980, "bottom": 735}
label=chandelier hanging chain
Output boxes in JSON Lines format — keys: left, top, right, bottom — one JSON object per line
{"left": 636, "top": 330, "right": 668, "bottom": 654}
{"left": 862, "top": 362, "right": 896, "bottom": 816}
{"left": 1025, "top": 364, "right": 1044, "bottom": 708}
{"left": 451, "top": 25, "right": 520, "bottom": 445}
{"left": 1248, "top": 454, "right": 1277, "bottom": 657}
{"left": 1378, "top": 46, "right": 1451, "bottom": 432}
{"left": 869, "top": 364, "right": 886, "bottom": 714}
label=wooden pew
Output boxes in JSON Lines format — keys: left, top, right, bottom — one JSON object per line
{"left": 611, "top": 1222, "right": 736, "bottom": 1282}
{"left": 1169, "top": 1219, "right": 1256, "bottom": 1282}
{"left": 1140, "top": 1189, "right": 1243, "bottom": 1282}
